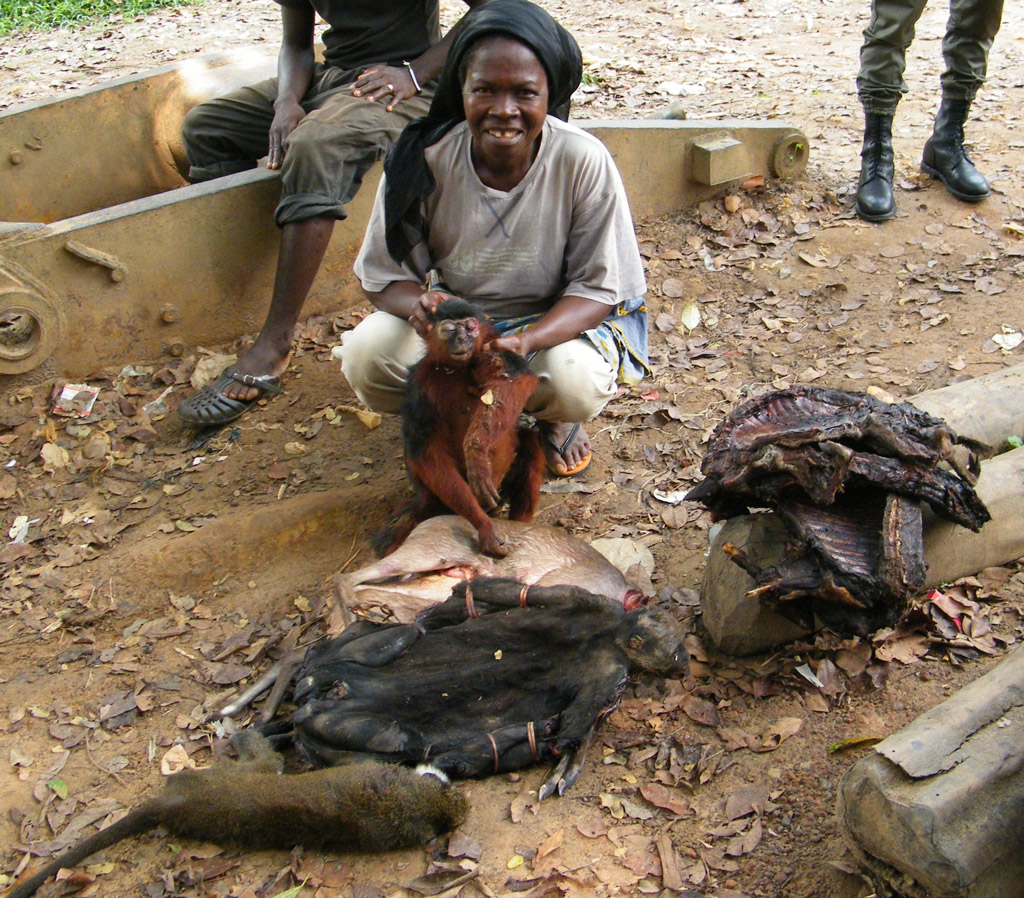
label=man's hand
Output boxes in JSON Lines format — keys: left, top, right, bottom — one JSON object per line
{"left": 267, "top": 99, "right": 306, "bottom": 169}
{"left": 350, "top": 63, "right": 418, "bottom": 112}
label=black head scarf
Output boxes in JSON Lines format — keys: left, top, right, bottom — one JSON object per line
{"left": 382, "top": 0, "right": 583, "bottom": 264}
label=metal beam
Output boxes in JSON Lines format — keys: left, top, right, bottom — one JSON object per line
{"left": 1, "top": 52, "right": 808, "bottom": 379}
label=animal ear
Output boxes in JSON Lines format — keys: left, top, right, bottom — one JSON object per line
{"left": 628, "top": 634, "right": 644, "bottom": 650}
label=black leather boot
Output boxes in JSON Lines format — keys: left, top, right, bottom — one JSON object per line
{"left": 855, "top": 113, "right": 896, "bottom": 222}
{"left": 921, "top": 97, "right": 990, "bottom": 203}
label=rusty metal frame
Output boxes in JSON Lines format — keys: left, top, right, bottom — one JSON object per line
{"left": 1, "top": 51, "right": 808, "bottom": 380}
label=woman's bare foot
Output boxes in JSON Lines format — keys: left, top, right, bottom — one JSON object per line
{"left": 542, "top": 422, "right": 592, "bottom": 476}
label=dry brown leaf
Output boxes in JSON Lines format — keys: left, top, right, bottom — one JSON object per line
{"left": 638, "top": 782, "right": 690, "bottom": 816}
{"left": 725, "top": 818, "right": 763, "bottom": 857}
{"left": 803, "top": 691, "right": 830, "bottom": 713}
{"left": 874, "top": 632, "right": 929, "bottom": 664}
{"left": 835, "top": 641, "right": 872, "bottom": 676}
{"left": 510, "top": 792, "right": 537, "bottom": 823}
{"left": 662, "top": 278, "right": 685, "bottom": 298}
{"left": 536, "top": 829, "right": 562, "bottom": 859}
{"left": 576, "top": 817, "right": 610, "bottom": 839}
{"left": 755, "top": 717, "right": 803, "bottom": 751}
{"left": 656, "top": 833, "right": 683, "bottom": 890}
{"left": 725, "top": 783, "right": 769, "bottom": 820}
{"left": 681, "top": 694, "right": 720, "bottom": 727}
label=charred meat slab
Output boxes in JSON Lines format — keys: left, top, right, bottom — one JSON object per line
{"left": 690, "top": 386, "right": 990, "bottom": 530}
{"left": 688, "top": 386, "right": 990, "bottom": 635}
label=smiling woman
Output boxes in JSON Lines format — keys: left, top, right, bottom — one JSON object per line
{"left": 336, "top": 0, "right": 649, "bottom": 479}
{"left": 0, "top": 0, "right": 195, "bottom": 35}
{"left": 462, "top": 37, "right": 549, "bottom": 191}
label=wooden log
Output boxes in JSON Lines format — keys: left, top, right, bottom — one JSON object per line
{"left": 700, "top": 516, "right": 812, "bottom": 656}
{"left": 836, "top": 642, "right": 1024, "bottom": 898}
{"left": 910, "top": 362, "right": 1024, "bottom": 450}
{"left": 924, "top": 446, "right": 1024, "bottom": 586}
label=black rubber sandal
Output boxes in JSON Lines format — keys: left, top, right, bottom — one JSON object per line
{"left": 178, "top": 367, "right": 283, "bottom": 427}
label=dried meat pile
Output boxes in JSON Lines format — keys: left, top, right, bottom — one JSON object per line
{"left": 686, "top": 386, "right": 992, "bottom": 635}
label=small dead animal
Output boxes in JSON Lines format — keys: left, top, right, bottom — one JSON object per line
{"left": 5, "top": 731, "right": 466, "bottom": 898}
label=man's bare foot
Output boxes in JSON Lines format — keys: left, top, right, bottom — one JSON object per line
{"left": 542, "top": 422, "right": 593, "bottom": 476}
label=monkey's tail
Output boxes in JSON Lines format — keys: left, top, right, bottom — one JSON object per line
{"left": 4, "top": 803, "right": 161, "bottom": 898}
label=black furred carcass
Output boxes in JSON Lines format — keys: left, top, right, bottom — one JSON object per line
{"left": 266, "top": 577, "right": 688, "bottom": 800}
{"left": 687, "top": 386, "right": 991, "bottom": 635}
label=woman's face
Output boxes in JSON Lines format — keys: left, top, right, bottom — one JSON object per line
{"left": 462, "top": 36, "right": 549, "bottom": 175}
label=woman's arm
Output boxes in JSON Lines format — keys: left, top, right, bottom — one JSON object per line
{"left": 363, "top": 283, "right": 455, "bottom": 337}
{"left": 488, "top": 295, "right": 610, "bottom": 356}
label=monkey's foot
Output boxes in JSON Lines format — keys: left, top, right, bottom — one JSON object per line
{"left": 542, "top": 422, "right": 592, "bottom": 477}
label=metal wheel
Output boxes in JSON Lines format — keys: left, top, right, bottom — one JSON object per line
{"left": 0, "top": 286, "right": 67, "bottom": 375}
{"left": 771, "top": 131, "right": 810, "bottom": 179}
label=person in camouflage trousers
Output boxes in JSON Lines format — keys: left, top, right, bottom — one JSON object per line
{"left": 854, "top": 0, "right": 1003, "bottom": 222}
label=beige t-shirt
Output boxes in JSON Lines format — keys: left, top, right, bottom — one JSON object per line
{"left": 354, "top": 117, "right": 646, "bottom": 320}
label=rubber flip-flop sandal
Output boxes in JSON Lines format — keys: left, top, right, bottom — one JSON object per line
{"left": 543, "top": 422, "right": 593, "bottom": 477}
{"left": 178, "top": 366, "right": 283, "bottom": 427}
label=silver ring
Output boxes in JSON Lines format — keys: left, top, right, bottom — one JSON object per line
{"left": 387, "top": 83, "right": 394, "bottom": 92}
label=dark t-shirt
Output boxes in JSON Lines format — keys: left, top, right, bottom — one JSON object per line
{"left": 275, "top": 0, "right": 441, "bottom": 71}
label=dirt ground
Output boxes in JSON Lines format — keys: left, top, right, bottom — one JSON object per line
{"left": 3, "top": 1, "right": 1024, "bottom": 897}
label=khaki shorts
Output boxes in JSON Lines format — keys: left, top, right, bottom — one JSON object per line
{"left": 181, "top": 63, "right": 433, "bottom": 226}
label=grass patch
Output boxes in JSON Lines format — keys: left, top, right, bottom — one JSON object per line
{"left": 0, "top": 0, "right": 198, "bottom": 36}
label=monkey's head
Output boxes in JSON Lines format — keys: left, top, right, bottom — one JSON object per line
{"left": 619, "top": 606, "right": 689, "bottom": 677}
{"left": 427, "top": 298, "right": 490, "bottom": 363}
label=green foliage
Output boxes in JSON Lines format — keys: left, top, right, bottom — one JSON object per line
{"left": 0, "top": 0, "right": 198, "bottom": 36}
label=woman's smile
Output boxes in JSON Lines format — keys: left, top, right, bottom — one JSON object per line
{"left": 462, "top": 36, "right": 549, "bottom": 188}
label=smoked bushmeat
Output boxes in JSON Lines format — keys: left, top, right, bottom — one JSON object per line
{"left": 687, "top": 386, "right": 991, "bottom": 634}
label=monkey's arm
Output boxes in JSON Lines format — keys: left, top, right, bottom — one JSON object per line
{"left": 6, "top": 803, "right": 162, "bottom": 898}
{"left": 463, "top": 364, "right": 538, "bottom": 510}
{"left": 537, "top": 665, "right": 626, "bottom": 800}
{"left": 407, "top": 441, "right": 505, "bottom": 557}
{"left": 555, "top": 663, "right": 626, "bottom": 750}
{"left": 538, "top": 724, "right": 597, "bottom": 800}
{"left": 443, "top": 578, "right": 614, "bottom": 614}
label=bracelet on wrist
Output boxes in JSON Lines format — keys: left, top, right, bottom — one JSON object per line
{"left": 403, "top": 60, "right": 422, "bottom": 94}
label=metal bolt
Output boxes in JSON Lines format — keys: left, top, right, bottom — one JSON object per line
{"left": 9, "top": 149, "right": 23, "bottom": 165}
{"left": 160, "top": 304, "right": 182, "bottom": 324}
{"left": 168, "top": 340, "right": 186, "bottom": 358}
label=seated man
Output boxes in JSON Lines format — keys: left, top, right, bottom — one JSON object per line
{"left": 178, "top": 0, "right": 486, "bottom": 426}
{"left": 335, "top": 0, "right": 649, "bottom": 476}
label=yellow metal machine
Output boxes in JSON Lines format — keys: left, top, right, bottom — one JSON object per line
{"left": 0, "top": 49, "right": 807, "bottom": 381}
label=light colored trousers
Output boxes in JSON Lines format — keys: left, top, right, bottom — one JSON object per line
{"left": 335, "top": 311, "right": 617, "bottom": 421}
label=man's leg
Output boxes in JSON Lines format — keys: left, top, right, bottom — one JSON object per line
{"left": 854, "top": 0, "right": 929, "bottom": 221}
{"left": 856, "top": 0, "right": 929, "bottom": 113}
{"left": 207, "top": 81, "right": 432, "bottom": 405}
{"left": 939, "top": 0, "right": 1004, "bottom": 98}
{"left": 219, "top": 215, "right": 334, "bottom": 401}
{"left": 919, "top": 0, "right": 1004, "bottom": 201}
{"left": 181, "top": 79, "right": 278, "bottom": 181}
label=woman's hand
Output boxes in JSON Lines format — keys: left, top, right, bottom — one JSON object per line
{"left": 351, "top": 64, "right": 418, "bottom": 112}
{"left": 267, "top": 98, "right": 305, "bottom": 169}
{"left": 492, "top": 296, "right": 609, "bottom": 356}
{"left": 488, "top": 332, "right": 532, "bottom": 357}
{"left": 408, "top": 290, "right": 454, "bottom": 337}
